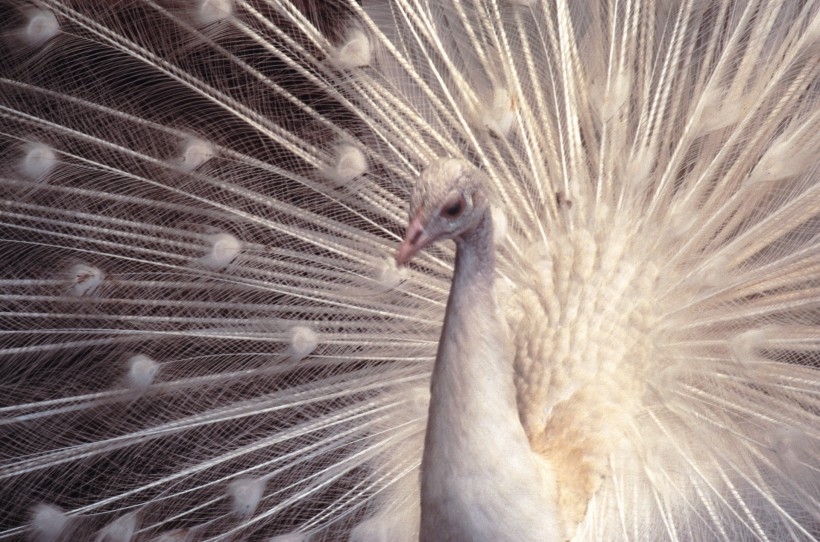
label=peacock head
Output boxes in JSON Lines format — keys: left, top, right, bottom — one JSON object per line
{"left": 396, "top": 158, "right": 488, "bottom": 266}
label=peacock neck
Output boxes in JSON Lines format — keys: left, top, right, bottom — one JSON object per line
{"left": 419, "top": 210, "right": 555, "bottom": 541}
{"left": 449, "top": 217, "right": 497, "bottom": 309}
{"left": 430, "top": 211, "right": 512, "bottom": 418}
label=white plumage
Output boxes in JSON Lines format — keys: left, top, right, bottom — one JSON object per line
{"left": 0, "top": 1, "right": 818, "bottom": 541}
{"left": 398, "top": 159, "right": 562, "bottom": 541}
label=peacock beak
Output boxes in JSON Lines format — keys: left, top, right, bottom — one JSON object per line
{"left": 396, "top": 214, "right": 431, "bottom": 266}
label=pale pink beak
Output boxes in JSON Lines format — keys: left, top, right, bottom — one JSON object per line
{"left": 396, "top": 214, "right": 431, "bottom": 266}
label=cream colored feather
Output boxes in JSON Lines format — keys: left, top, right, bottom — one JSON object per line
{"left": 0, "top": 1, "right": 818, "bottom": 541}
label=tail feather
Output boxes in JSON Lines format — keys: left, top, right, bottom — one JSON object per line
{"left": 1, "top": 1, "right": 818, "bottom": 540}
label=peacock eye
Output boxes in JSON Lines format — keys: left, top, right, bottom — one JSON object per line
{"left": 441, "top": 197, "right": 465, "bottom": 218}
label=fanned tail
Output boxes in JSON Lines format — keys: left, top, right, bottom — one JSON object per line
{"left": 0, "top": 1, "right": 817, "bottom": 541}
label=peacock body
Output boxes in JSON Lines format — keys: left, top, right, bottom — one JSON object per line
{"left": 0, "top": 0, "right": 818, "bottom": 541}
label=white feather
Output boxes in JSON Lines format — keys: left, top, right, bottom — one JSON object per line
{"left": 0, "top": 1, "right": 817, "bottom": 541}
